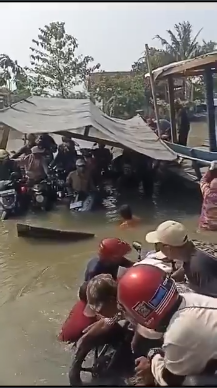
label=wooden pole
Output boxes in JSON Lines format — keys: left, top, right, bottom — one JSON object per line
{"left": 204, "top": 66, "right": 216, "bottom": 151}
{"left": 145, "top": 44, "right": 161, "bottom": 137}
{"left": 167, "top": 76, "right": 177, "bottom": 143}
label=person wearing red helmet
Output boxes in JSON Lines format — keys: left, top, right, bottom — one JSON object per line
{"left": 85, "top": 266, "right": 217, "bottom": 386}
{"left": 118, "top": 264, "right": 217, "bottom": 386}
{"left": 58, "top": 238, "right": 132, "bottom": 343}
{"left": 84, "top": 237, "right": 133, "bottom": 281}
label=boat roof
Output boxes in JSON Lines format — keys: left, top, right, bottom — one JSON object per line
{"left": 0, "top": 96, "right": 176, "bottom": 161}
{"left": 145, "top": 51, "right": 217, "bottom": 81}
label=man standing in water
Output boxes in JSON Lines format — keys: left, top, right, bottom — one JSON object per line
{"left": 175, "top": 100, "right": 190, "bottom": 146}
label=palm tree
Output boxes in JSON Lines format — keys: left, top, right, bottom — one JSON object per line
{"left": 154, "top": 21, "right": 217, "bottom": 99}
{"left": 154, "top": 21, "right": 216, "bottom": 62}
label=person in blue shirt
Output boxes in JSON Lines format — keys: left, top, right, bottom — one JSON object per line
{"left": 84, "top": 237, "right": 133, "bottom": 281}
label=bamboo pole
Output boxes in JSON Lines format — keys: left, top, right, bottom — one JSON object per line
{"left": 145, "top": 44, "right": 161, "bottom": 137}
{"left": 0, "top": 124, "right": 10, "bottom": 149}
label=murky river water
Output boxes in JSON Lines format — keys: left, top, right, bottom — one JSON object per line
{"left": 0, "top": 122, "right": 216, "bottom": 385}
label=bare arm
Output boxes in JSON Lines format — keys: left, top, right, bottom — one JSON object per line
{"left": 171, "top": 266, "right": 185, "bottom": 282}
{"left": 200, "top": 171, "right": 211, "bottom": 197}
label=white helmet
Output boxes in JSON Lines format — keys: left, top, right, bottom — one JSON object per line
{"left": 0, "top": 149, "right": 9, "bottom": 160}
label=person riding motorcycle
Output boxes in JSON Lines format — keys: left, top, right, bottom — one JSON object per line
{"left": 58, "top": 238, "right": 133, "bottom": 343}
{"left": 49, "top": 137, "right": 77, "bottom": 175}
{"left": 13, "top": 133, "right": 36, "bottom": 159}
{"left": 0, "top": 149, "right": 22, "bottom": 181}
{"left": 36, "top": 133, "right": 57, "bottom": 164}
{"left": 86, "top": 265, "right": 217, "bottom": 386}
{"left": 84, "top": 238, "right": 133, "bottom": 282}
{"left": 19, "top": 146, "right": 48, "bottom": 184}
{"left": 66, "top": 158, "right": 96, "bottom": 199}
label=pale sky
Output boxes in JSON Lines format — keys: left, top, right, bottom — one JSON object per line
{"left": 1, "top": 2, "right": 217, "bottom": 71}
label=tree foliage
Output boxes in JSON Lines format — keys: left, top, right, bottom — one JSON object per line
{"left": 91, "top": 73, "right": 145, "bottom": 118}
{"left": 154, "top": 21, "right": 216, "bottom": 61}
{"left": 26, "top": 21, "right": 100, "bottom": 97}
{"left": 0, "top": 54, "right": 28, "bottom": 92}
{"left": 132, "top": 47, "right": 172, "bottom": 73}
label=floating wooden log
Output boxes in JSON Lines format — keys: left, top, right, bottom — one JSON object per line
{"left": 16, "top": 223, "right": 95, "bottom": 242}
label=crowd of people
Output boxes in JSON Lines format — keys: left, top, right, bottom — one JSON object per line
{"left": 0, "top": 132, "right": 159, "bottom": 201}
{"left": 59, "top": 220, "right": 217, "bottom": 386}
{"left": 0, "top": 133, "right": 115, "bottom": 198}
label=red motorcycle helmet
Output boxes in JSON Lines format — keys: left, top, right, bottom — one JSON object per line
{"left": 118, "top": 264, "right": 179, "bottom": 330}
{"left": 98, "top": 238, "right": 131, "bottom": 262}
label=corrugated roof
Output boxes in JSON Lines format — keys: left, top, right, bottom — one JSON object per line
{"left": 145, "top": 51, "right": 217, "bottom": 81}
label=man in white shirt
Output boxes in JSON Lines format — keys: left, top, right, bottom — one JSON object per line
{"left": 117, "top": 264, "right": 217, "bottom": 386}
{"left": 83, "top": 266, "right": 217, "bottom": 385}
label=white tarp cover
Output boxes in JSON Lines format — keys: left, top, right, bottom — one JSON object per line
{"left": 0, "top": 96, "right": 175, "bottom": 161}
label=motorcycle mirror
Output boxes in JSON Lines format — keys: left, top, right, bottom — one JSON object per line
{"left": 10, "top": 172, "right": 19, "bottom": 180}
{"left": 132, "top": 241, "right": 142, "bottom": 251}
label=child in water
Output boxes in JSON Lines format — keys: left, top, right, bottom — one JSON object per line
{"left": 119, "top": 204, "right": 141, "bottom": 229}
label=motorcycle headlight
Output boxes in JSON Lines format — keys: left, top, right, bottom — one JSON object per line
{"left": 36, "top": 194, "right": 44, "bottom": 203}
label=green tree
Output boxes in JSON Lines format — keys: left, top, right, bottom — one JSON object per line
{"left": 0, "top": 54, "right": 28, "bottom": 92}
{"left": 27, "top": 21, "right": 100, "bottom": 98}
{"left": 91, "top": 73, "right": 145, "bottom": 118}
{"left": 132, "top": 47, "right": 172, "bottom": 73}
{"left": 154, "top": 21, "right": 216, "bottom": 61}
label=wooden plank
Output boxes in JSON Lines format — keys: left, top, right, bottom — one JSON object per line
{"left": 17, "top": 223, "right": 95, "bottom": 242}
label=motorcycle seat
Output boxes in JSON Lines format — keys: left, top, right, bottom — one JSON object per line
{"left": 0, "top": 180, "right": 12, "bottom": 190}
{"left": 183, "top": 374, "right": 217, "bottom": 386}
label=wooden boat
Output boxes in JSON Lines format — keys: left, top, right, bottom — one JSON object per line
{"left": 165, "top": 141, "right": 217, "bottom": 165}
{"left": 17, "top": 223, "right": 95, "bottom": 242}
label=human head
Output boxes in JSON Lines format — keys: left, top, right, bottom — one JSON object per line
{"left": 86, "top": 274, "right": 118, "bottom": 318}
{"left": 98, "top": 237, "right": 132, "bottom": 264}
{"left": 147, "top": 118, "right": 157, "bottom": 130}
{"left": 119, "top": 204, "right": 133, "bottom": 221}
{"left": 0, "top": 149, "right": 9, "bottom": 162}
{"left": 76, "top": 158, "right": 86, "bottom": 172}
{"left": 31, "top": 145, "right": 45, "bottom": 158}
{"left": 118, "top": 264, "right": 179, "bottom": 331}
{"left": 27, "top": 133, "right": 36, "bottom": 144}
{"left": 98, "top": 142, "right": 105, "bottom": 149}
{"left": 78, "top": 281, "right": 88, "bottom": 303}
{"left": 62, "top": 135, "right": 75, "bottom": 149}
{"left": 146, "top": 220, "right": 189, "bottom": 262}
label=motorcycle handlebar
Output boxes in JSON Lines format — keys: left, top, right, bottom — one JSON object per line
{"left": 132, "top": 241, "right": 142, "bottom": 252}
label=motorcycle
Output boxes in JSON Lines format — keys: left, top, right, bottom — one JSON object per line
{"left": 69, "top": 191, "right": 99, "bottom": 213}
{"left": 48, "top": 167, "right": 67, "bottom": 200}
{"left": 30, "top": 179, "right": 56, "bottom": 211}
{"left": 0, "top": 173, "right": 29, "bottom": 220}
{"left": 69, "top": 316, "right": 217, "bottom": 387}
{"left": 69, "top": 321, "right": 134, "bottom": 386}
{"left": 69, "top": 243, "right": 199, "bottom": 386}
